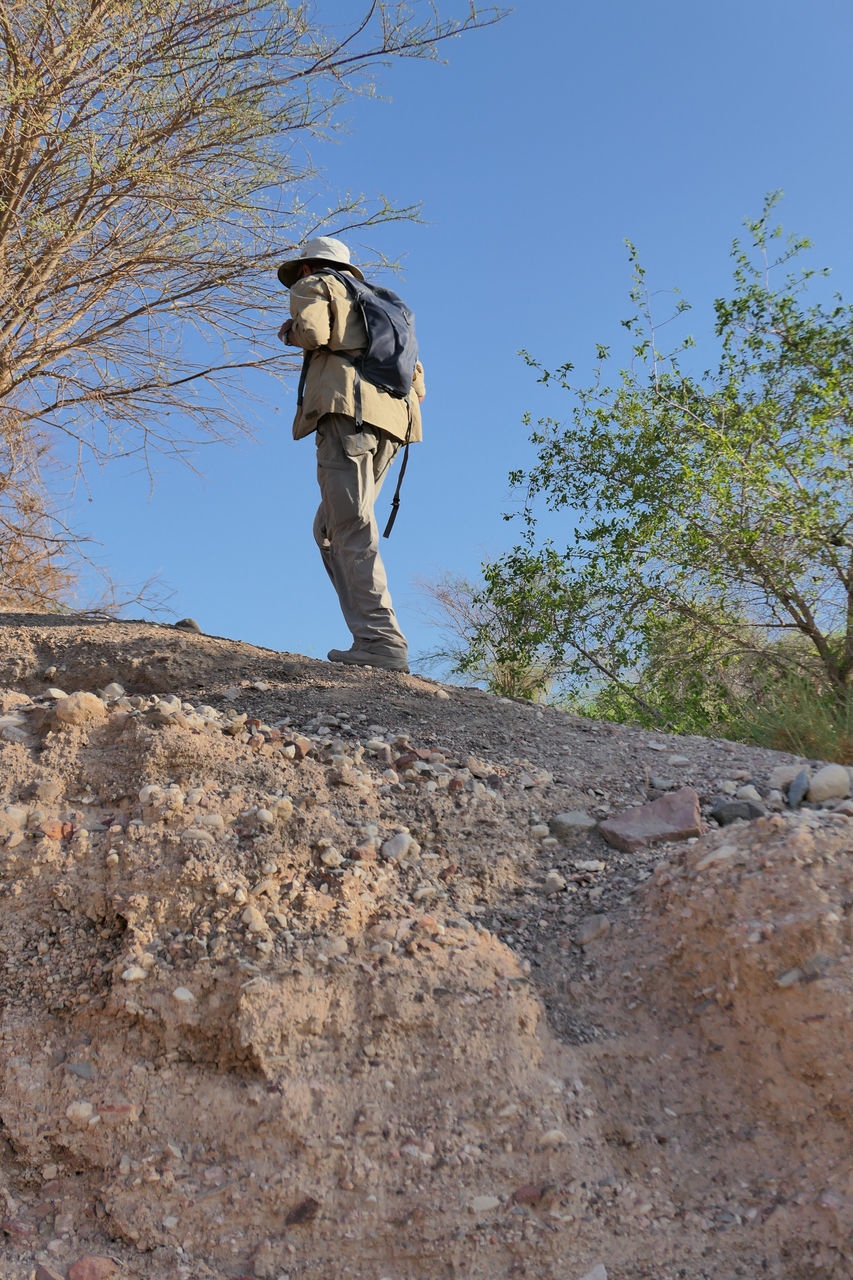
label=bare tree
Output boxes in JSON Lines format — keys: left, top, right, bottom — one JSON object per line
{"left": 0, "top": 0, "right": 504, "bottom": 603}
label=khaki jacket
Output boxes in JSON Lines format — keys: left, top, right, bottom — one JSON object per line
{"left": 288, "top": 271, "right": 424, "bottom": 444}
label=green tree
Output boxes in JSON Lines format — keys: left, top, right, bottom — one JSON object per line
{"left": 0, "top": 0, "right": 504, "bottom": 602}
{"left": 463, "top": 197, "right": 853, "bottom": 741}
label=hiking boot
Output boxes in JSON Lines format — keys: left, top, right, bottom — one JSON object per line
{"left": 327, "top": 646, "right": 409, "bottom": 673}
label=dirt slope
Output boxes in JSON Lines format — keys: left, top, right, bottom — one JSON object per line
{"left": 0, "top": 616, "right": 850, "bottom": 1280}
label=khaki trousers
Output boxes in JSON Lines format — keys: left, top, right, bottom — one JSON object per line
{"left": 313, "top": 413, "right": 407, "bottom": 656}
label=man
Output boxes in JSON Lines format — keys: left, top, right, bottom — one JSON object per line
{"left": 277, "top": 236, "right": 424, "bottom": 673}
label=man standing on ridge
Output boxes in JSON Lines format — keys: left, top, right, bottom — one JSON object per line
{"left": 277, "top": 236, "right": 425, "bottom": 674}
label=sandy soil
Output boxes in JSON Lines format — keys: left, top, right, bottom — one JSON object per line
{"left": 0, "top": 616, "right": 850, "bottom": 1280}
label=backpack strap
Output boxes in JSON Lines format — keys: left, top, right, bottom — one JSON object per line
{"left": 382, "top": 409, "right": 413, "bottom": 539}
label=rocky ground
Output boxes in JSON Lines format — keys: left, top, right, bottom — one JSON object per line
{"left": 0, "top": 615, "right": 850, "bottom": 1280}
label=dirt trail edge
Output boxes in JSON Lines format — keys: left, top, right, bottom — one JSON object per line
{"left": 0, "top": 616, "right": 849, "bottom": 1280}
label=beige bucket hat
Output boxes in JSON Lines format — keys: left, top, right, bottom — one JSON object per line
{"left": 277, "top": 235, "right": 365, "bottom": 287}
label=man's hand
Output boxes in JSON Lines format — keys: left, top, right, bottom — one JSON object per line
{"left": 278, "top": 319, "right": 295, "bottom": 344}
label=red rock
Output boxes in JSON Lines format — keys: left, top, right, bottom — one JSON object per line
{"left": 350, "top": 845, "right": 377, "bottom": 862}
{"left": 287, "top": 734, "right": 314, "bottom": 760}
{"left": 68, "top": 1257, "right": 120, "bottom": 1280}
{"left": 39, "top": 820, "right": 64, "bottom": 840}
{"left": 36, "top": 1266, "right": 64, "bottom": 1280}
{"left": 511, "top": 1183, "right": 548, "bottom": 1206}
{"left": 598, "top": 787, "right": 703, "bottom": 852}
{"left": 393, "top": 751, "right": 418, "bottom": 770}
{"left": 1, "top": 1215, "right": 35, "bottom": 1238}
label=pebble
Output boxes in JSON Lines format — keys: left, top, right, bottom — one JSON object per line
{"left": 68, "top": 1256, "right": 120, "bottom": 1280}
{"left": 549, "top": 810, "right": 597, "bottom": 837}
{"left": 776, "top": 968, "right": 803, "bottom": 988}
{"left": 100, "top": 682, "right": 125, "bottom": 699}
{"left": 807, "top": 763, "right": 850, "bottom": 803}
{"left": 469, "top": 1195, "right": 501, "bottom": 1213}
{"left": 55, "top": 692, "right": 107, "bottom": 727}
{"left": 736, "top": 784, "right": 763, "bottom": 803}
{"left": 65, "top": 1101, "right": 94, "bottom": 1125}
{"left": 242, "top": 905, "right": 268, "bottom": 933}
{"left": 121, "top": 965, "right": 148, "bottom": 982}
{"left": 769, "top": 764, "right": 804, "bottom": 790}
{"left": 709, "top": 799, "right": 765, "bottom": 825}
{"left": 544, "top": 870, "right": 567, "bottom": 895}
{"left": 575, "top": 915, "right": 610, "bottom": 946}
{"left": 667, "top": 755, "right": 690, "bottom": 766}
{"left": 381, "top": 831, "right": 413, "bottom": 861}
{"left": 540, "top": 1128, "right": 568, "bottom": 1146}
{"left": 172, "top": 987, "right": 195, "bottom": 1003}
{"left": 787, "top": 768, "right": 810, "bottom": 808}
{"left": 578, "top": 1267, "right": 608, "bottom": 1280}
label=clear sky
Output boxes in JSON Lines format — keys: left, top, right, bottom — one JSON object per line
{"left": 66, "top": 0, "right": 853, "bottom": 673}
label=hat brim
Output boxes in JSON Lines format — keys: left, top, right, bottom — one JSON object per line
{"left": 277, "top": 256, "right": 365, "bottom": 288}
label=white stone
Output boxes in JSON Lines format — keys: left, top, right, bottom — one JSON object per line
{"left": 807, "top": 764, "right": 850, "bottom": 803}
{"left": 736, "top": 784, "right": 763, "bottom": 803}
{"left": 530, "top": 823, "right": 550, "bottom": 840}
{"left": 121, "top": 965, "right": 148, "bottom": 982}
{"left": 381, "top": 831, "right": 412, "bottom": 861}
{"left": 578, "top": 1267, "right": 608, "bottom": 1280}
{"left": 541, "top": 1129, "right": 568, "bottom": 1146}
{"left": 66, "top": 1101, "right": 94, "bottom": 1124}
{"left": 544, "top": 870, "right": 567, "bottom": 895}
{"left": 46, "top": 687, "right": 67, "bottom": 700}
{"left": 320, "top": 847, "right": 344, "bottom": 868}
{"left": 469, "top": 1195, "right": 501, "bottom": 1213}
{"left": 667, "top": 755, "right": 690, "bottom": 766}
{"left": 101, "top": 682, "right": 126, "bottom": 699}
{"left": 242, "top": 905, "right": 268, "bottom": 933}
{"left": 172, "top": 986, "right": 195, "bottom": 1003}
{"left": 138, "top": 784, "right": 162, "bottom": 805}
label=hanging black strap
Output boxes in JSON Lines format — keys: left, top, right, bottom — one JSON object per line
{"left": 296, "top": 350, "right": 312, "bottom": 405}
{"left": 382, "top": 416, "right": 412, "bottom": 539}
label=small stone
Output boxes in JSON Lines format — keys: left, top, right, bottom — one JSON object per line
{"left": 242, "top": 905, "right": 268, "bottom": 933}
{"left": 540, "top": 1129, "right": 568, "bottom": 1146}
{"left": 68, "top": 1257, "right": 120, "bottom": 1280}
{"left": 381, "top": 831, "right": 413, "bottom": 861}
{"left": 544, "top": 870, "right": 567, "bottom": 895}
{"left": 649, "top": 776, "right": 676, "bottom": 791}
{"left": 578, "top": 1267, "right": 608, "bottom": 1280}
{"left": 549, "top": 810, "right": 597, "bottom": 837}
{"left": 174, "top": 618, "right": 202, "bottom": 632}
{"left": 573, "top": 859, "right": 605, "bottom": 872}
{"left": 65, "top": 1101, "right": 94, "bottom": 1125}
{"left": 172, "top": 986, "right": 195, "bottom": 1003}
{"left": 787, "top": 768, "right": 810, "bottom": 808}
{"left": 101, "top": 682, "right": 126, "bottom": 699}
{"left": 768, "top": 764, "right": 804, "bottom": 790}
{"left": 54, "top": 692, "right": 107, "bottom": 727}
{"left": 320, "top": 847, "right": 344, "bottom": 868}
{"left": 667, "top": 755, "right": 690, "bottom": 767}
{"left": 530, "top": 823, "right": 550, "bottom": 840}
{"left": 469, "top": 1195, "right": 501, "bottom": 1213}
{"left": 807, "top": 763, "right": 850, "bottom": 803}
{"left": 435, "top": 689, "right": 450, "bottom": 700}
{"left": 709, "top": 799, "right": 765, "bottom": 826}
{"left": 42, "top": 1162, "right": 59, "bottom": 1180}
{"left": 776, "top": 968, "right": 804, "bottom": 988}
{"left": 695, "top": 844, "right": 737, "bottom": 872}
{"left": 121, "top": 965, "right": 148, "bottom": 982}
{"left": 575, "top": 915, "right": 610, "bottom": 946}
{"left": 735, "top": 784, "right": 763, "bottom": 803}
{"left": 36, "top": 1265, "right": 64, "bottom": 1280}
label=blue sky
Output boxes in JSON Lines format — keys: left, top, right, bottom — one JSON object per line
{"left": 68, "top": 0, "right": 853, "bottom": 671}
